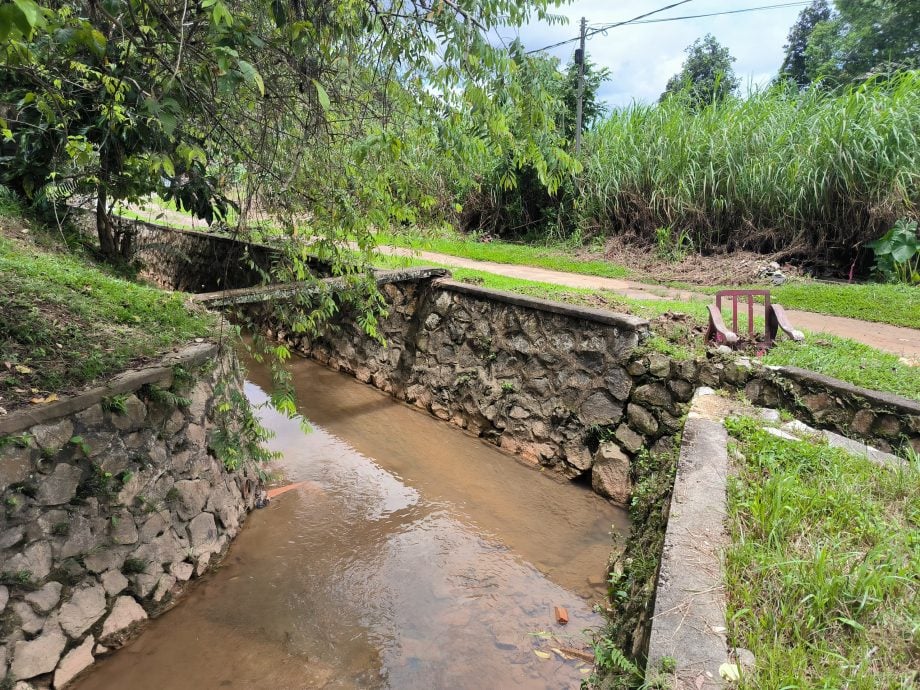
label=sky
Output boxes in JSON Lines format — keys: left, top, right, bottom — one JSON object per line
{"left": 503, "top": 0, "right": 808, "bottom": 107}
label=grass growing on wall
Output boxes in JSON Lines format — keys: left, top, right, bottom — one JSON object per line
{"left": 0, "top": 220, "right": 216, "bottom": 408}
{"left": 724, "top": 417, "right": 919, "bottom": 688}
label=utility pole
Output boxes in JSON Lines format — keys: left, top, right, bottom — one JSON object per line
{"left": 574, "top": 16, "right": 587, "bottom": 156}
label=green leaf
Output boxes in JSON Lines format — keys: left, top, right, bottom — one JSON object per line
{"left": 211, "top": 0, "right": 233, "bottom": 27}
{"left": 12, "top": 0, "right": 41, "bottom": 29}
{"left": 313, "top": 79, "right": 330, "bottom": 110}
{"left": 238, "top": 60, "right": 265, "bottom": 97}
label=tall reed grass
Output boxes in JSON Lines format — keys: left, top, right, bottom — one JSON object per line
{"left": 578, "top": 73, "right": 920, "bottom": 262}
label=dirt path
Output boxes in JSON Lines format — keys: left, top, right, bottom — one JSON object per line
{"left": 378, "top": 246, "right": 920, "bottom": 360}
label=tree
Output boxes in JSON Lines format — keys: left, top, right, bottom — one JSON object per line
{"left": 560, "top": 58, "right": 610, "bottom": 140}
{"left": 791, "top": 0, "right": 920, "bottom": 86}
{"left": 779, "top": 0, "right": 832, "bottom": 87}
{"left": 0, "top": 0, "right": 572, "bottom": 262}
{"left": 660, "top": 34, "right": 739, "bottom": 106}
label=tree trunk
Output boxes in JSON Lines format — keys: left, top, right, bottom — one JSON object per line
{"left": 96, "top": 186, "right": 117, "bottom": 257}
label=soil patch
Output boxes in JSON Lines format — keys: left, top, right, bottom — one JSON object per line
{"left": 578, "top": 236, "right": 806, "bottom": 286}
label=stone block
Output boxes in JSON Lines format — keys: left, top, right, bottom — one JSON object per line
{"left": 579, "top": 392, "right": 623, "bottom": 427}
{"left": 30, "top": 420, "right": 74, "bottom": 454}
{"left": 25, "top": 582, "right": 62, "bottom": 614}
{"left": 172, "top": 479, "right": 210, "bottom": 521}
{"left": 101, "top": 570, "right": 129, "bottom": 597}
{"left": 170, "top": 561, "right": 194, "bottom": 582}
{"left": 187, "top": 513, "right": 219, "bottom": 558}
{"left": 562, "top": 443, "right": 593, "bottom": 472}
{"left": 12, "top": 601, "right": 45, "bottom": 635}
{"left": 5, "top": 541, "right": 53, "bottom": 580}
{"left": 592, "top": 444, "right": 632, "bottom": 505}
{"left": 0, "top": 442, "right": 33, "bottom": 492}
{"left": 109, "top": 394, "right": 147, "bottom": 432}
{"left": 59, "top": 585, "right": 106, "bottom": 638}
{"left": 631, "top": 383, "right": 675, "bottom": 413}
{"left": 627, "top": 404, "right": 659, "bottom": 435}
{"left": 0, "top": 525, "right": 25, "bottom": 550}
{"left": 615, "top": 424, "right": 645, "bottom": 454}
{"left": 744, "top": 378, "right": 781, "bottom": 408}
{"left": 99, "top": 596, "right": 147, "bottom": 647}
{"left": 36, "top": 464, "right": 82, "bottom": 506}
{"left": 152, "top": 574, "right": 177, "bottom": 603}
{"left": 132, "top": 530, "right": 186, "bottom": 568}
{"left": 11, "top": 617, "right": 66, "bottom": 680}
{"left": 698, "top": 362, "right": 724, "bottom": 387}
{"left": 647, "top": 353, "right": 672, "bottom": 378}
{"left": 850, "top": 408, "right": 875, "bottom": 436}
{"left": 109, "top": 511, "right": 138, "bottom": 546}
{"left": 75, "top": 404, "right": 104, "bottom": 426}
{"left": 138, "top": 513, "right": 169, "bottom": 543}
{"left": 83, "top": 548, "right": 126, "bottom": 575}
{"left": 872, "top": 413, "right": 901, "bottom": 439}
{"left": 59, "top": 515, "right": 100, "bottom": 561}
{"left": 667, "top": 379, "right": 694, "bottom": 403}
{"left": 626, "top": 360, "right": 647, "bottom": 377}
{"left": 53, "top": 634, "right": 94, "bottom": 688}
{"left": 604, "top": 367, "right": 633, "bottom": 402}
{"left": 677, "top": 359, "right": 698, "bottom": 381}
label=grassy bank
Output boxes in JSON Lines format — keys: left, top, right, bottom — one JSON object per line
{"left": 696, "top": 282, "right": 920, "bottom": 331}
{"left": 0, "top": 205, "right": 216, "bottom": 409}
{"left": 384, "top": 227, "right": 920, "bottom": 331}
{"left": 725, "top": 417, "right": 919, "bottom": 688}
{"left": 377, "top": 230, "right": 631, "bottom": 279}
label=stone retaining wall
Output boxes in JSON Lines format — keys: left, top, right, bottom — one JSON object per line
{"left": 239, "top": 273, "right": 919, "bottom": 505}
{"left": 0, "top": 343, "right": 261, "bottom": 688}
{"left": 243, "top": 276, "right": 699, "bottom": 506}
{"left": 745, "top": 366, "right": 920, "bottom": 454}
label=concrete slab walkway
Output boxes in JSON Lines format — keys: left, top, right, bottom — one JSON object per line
{"left": 376, "top": 246, "right": 920, "bottom": 360}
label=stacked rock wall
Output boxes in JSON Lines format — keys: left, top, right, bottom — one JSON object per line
{"left": 245, "top": 278, "right": 697, "bottom": 505}
{"left": 0, "top": 343, "right": 260, "bottom": 688}
{"left": 243, "top": 275, "right": 919, "bottom": 506}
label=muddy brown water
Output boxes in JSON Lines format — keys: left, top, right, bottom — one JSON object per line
{"left": 75, "top": 356, "right": 628, "bottom": 690}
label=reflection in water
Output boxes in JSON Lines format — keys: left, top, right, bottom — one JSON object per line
{"left": 76, "top": 356, "right": 629, "bottom": 690}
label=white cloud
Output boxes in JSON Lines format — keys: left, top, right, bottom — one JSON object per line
{"left": 509, "top": 0, "right": 806, "bottom": 107}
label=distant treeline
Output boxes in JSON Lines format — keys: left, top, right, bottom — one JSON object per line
{"left": 439, "top": 73, "right": 919, "bottom": 270}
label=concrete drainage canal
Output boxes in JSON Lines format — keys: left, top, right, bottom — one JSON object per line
{"left": 73, "top": 354, "right": 629, "bottom": 690}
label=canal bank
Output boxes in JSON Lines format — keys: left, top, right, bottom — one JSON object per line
{"left": 73, "top": 354, "right": 628, "bottom": 689}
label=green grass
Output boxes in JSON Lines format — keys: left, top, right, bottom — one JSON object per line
{"left": 377, "top": 229, "right": 632, "bottom": 279}
{"left": 0, "top": 226, "right": 216, "bottom": 407}
{"left": 581, "top": 73, "right": 920, "bottom": 255}
{"left": 763, "top": 334, "right": 920, "bottom": 401}
{"left": 725, "top": 416, "right": 919, "bottom": 689}
{"left": 696, "top": 281, "right": 920, "bottom": 331}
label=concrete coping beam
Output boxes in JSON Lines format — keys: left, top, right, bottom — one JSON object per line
{"left": 193, "top": 267, "right": 450, "bottom": 307}
{"left": 646, "top": 387, "right": 733, "bottom": 689}
{"left": 0, "top": 342, "right": 218, "bottom": 435}
{"left": 434, "top": 278, "right": 650, "bottom": 333}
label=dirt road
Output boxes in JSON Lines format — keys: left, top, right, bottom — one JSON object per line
{"left": 378, "top": 246, "right": 920, "bottom": 360}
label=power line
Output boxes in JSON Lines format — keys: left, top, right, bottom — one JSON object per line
{"left": 526, "top": 0, "right": 696, "bottom": 54}
{"left": 594, "top": 2, "right": 809, "bottom": 30}
{"left": 525, "top": 1, "right": 808, "bottom": 55}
